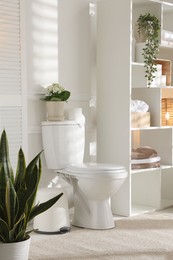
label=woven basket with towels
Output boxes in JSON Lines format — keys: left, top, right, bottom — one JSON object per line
{"left": 131, "top": 147, "right": 161, "bottom": 170}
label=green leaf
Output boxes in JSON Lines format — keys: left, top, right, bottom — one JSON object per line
{"left": 24, "top": 157, "right": 42, "bottom": 222}
{"left": 25, "top": 151, "right": 42, "bottom": 182}
{"left": 15, "top": 152, "right": 42, "bottom": 221}
{"left": 0, "top": 218, "right": 9, "bottom": 242}
{"left": 29, "top": 192, "right": 63, "bottom": 221}
{"left": 0, "top": 204, "right": 7, "bottom": 222}
{"left": 0, "top": 165, "right": 8, "bottom": 214}
{"left": 59, "top": 91, "right": 71, "bottom": 101}
{"left": 8, "top": 213, "right": 26, "bottom": 242}
{"left": 5, "top": 179, "right": 17, "bottom": 229}
{"left": 0, "top": 130, "right": 14, "bottom": 182}
{"left": 14, "top": 148, "right": 26, "bottom": 192}
{"left": 16, "top": 165, "right": 40, "bottom": 222}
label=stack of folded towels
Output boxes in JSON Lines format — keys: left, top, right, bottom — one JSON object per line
{"left": 131, "top": 146, "right": 161, "bottom": 170}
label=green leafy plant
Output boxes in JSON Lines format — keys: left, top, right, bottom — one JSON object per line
{"left": 137, "top": 13, "right": 160, "bottom": 87}
{"left": 0, "top": 130, "right": 63, "bottom": 243}
{"left": 42, "top": 83, "right": 71, "bottom": 102}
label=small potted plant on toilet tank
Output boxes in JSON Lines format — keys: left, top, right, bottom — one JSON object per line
{"left": 41, "top": 83, "right": 71, "bottom": 121}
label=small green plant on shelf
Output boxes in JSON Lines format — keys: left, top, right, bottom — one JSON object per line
{"left": 137, "top": 13, "right": 160, "bottom": 87}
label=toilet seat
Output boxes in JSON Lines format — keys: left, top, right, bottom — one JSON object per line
{"left": 65, "top": 163, "right": 127, "bottom": 179}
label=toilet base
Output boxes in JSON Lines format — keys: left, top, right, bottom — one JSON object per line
{"left": 72, "top": 198, "right": 115, "bottom": 230}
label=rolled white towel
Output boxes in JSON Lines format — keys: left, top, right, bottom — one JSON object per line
{"left": 131, "top": 156, "right": 161, "bottom": 165}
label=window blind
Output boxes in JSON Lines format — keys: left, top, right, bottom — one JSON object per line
{"left": 0, "top": 0, "right": 23, "bottom": 170}
{"left": 0, "top": 0, "right": 21, "bottom": 95}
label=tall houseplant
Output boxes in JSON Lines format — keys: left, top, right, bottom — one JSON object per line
{"left": 0, "top": 130, "right": 63, "bottom": 259}
{"left": 137, "top": 13, "right": 160, "bottom": 87}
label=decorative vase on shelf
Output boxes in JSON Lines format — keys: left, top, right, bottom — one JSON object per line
{"left": 46, "top": 101, "right": 65, "bottom": 121}
{"left": 135, "top": 42, "right": 145, "bottom": 63}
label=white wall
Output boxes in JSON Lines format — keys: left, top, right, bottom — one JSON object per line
{"left": 25, "top": 0, "right": 96, "bottom": 186}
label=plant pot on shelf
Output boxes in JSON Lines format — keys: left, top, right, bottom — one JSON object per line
{"left": 135, "top": 42, "right": 145, "bottom": 63}
{"left": 0, "top": 236, "right": 31, "bottom": 260}
{"left": 46, "top": 101, "right": 65, "bottom": 121}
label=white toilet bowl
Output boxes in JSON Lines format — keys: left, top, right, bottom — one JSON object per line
{"left": 41, "top": 120, "right": 128, "bottom": 230}
{"left": 62, "top": 162, "right": 127, "bottom": 230}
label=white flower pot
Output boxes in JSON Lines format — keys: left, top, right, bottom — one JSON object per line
{"left": 46, "top": 101, "right": 65, "bottom": 121}
{"left": 0, "top": 237, "right": 31, "bottom": 260}
{"left": 135, "top": 42, "right": 146, "bottom": 63}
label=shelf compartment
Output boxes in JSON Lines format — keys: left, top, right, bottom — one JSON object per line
{"left": 131, "top": 127, "right": 173, "bottom": 165}
{"left": 162, "top": 88, "right": 173, "bottom": 125}
{"left": 131, "top": 167, "right": 173, "bottom": 215}
{"left": 132, "top": 88, "right": 173, "bottom": 127}
{"left": 132, "top": 64, "right": 147, "bottom": 88}
{"left": 155, "top": 59, "right": 172, "bottom": 86}
{"left": 161, "top": 168, "right": 173, "bottom": 208}
{"left": 132, "top": 88, "right": 161, "bottom": 126}
{"left": 162, "top": 98, "right": 173, "bottom": 126}
{"left": 131, "top": 169, "right": 161, "bottom": 209}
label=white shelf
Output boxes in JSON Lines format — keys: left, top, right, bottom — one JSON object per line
{"left": 131, "top": 204, "right": 157, "bottom": 216}
{"left": 160, "top": 199, "right": 173, "bottom": 208}
{"left": 131, "top": 126, "right": 173, "bottom": 131}
{"left": 131, "top": 201, "right": 173, "bottom": 216}
{"left": 132, "top": 61, "right": 144, "bottom": 66}
{"left": 131, "top": 167, "right": 161, "bottom": 175}
{"left": 131, "top": 165, "right": 173, "bottom": 175}
{"left": 161, "top": 165, "right": 173, "bottom": 170}
{"left": 160, "top": 44, "right": 173, "bottom": 49}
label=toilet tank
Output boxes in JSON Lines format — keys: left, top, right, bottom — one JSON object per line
{"left": 41, "top": 121, "right": 85, "bottom": 170}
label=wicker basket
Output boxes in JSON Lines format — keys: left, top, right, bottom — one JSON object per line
{"left": 155, "top": 59, "right": 172, "bottom": 86}
{"left": 162, "top": 98, "right": 173, "bottom": 126}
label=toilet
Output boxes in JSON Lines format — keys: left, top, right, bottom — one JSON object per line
{"left": 42, "top": 120, "right": 127, "bottom": 230}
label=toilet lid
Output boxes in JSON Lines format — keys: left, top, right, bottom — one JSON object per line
{"left": 65, "top": 163, "right": 127, "bottom": 179}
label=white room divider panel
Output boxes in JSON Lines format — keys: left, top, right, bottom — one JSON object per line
{"left": 0, "top": 0, "right": 27, "bottom": 169}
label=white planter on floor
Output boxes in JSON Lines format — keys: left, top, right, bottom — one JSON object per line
{"left": 0, "top": 237, "right": 31, "bottom": 260}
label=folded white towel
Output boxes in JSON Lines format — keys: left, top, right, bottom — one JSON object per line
{"left": 131, "top": 100, "right": 149, "bottom": 112}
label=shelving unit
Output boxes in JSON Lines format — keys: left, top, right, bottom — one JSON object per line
{"left": 97, "top": 0, "right": 173, "bottom": 217}
{"left": 131, "top": 0, "right": 173, "bottom": 215}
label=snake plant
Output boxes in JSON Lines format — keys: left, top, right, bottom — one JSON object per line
{"left": 0, "top": 130, "right": 63, "bottom": 243}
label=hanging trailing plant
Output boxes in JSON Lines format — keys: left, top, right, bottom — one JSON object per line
{"left": 137, "top": 13, "right": 160, "bottom": 87}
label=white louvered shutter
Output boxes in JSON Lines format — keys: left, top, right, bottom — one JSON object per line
{"left": 0, "top": 0, "right": 26, "bottom": 170}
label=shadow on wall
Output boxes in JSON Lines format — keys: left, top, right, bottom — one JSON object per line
{"left": 30, "top": 0, "right": 59, "bottom": 88}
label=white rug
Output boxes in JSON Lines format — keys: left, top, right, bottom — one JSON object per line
{"left": 29, "top": 208, "right": 173, "bottom": 260}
